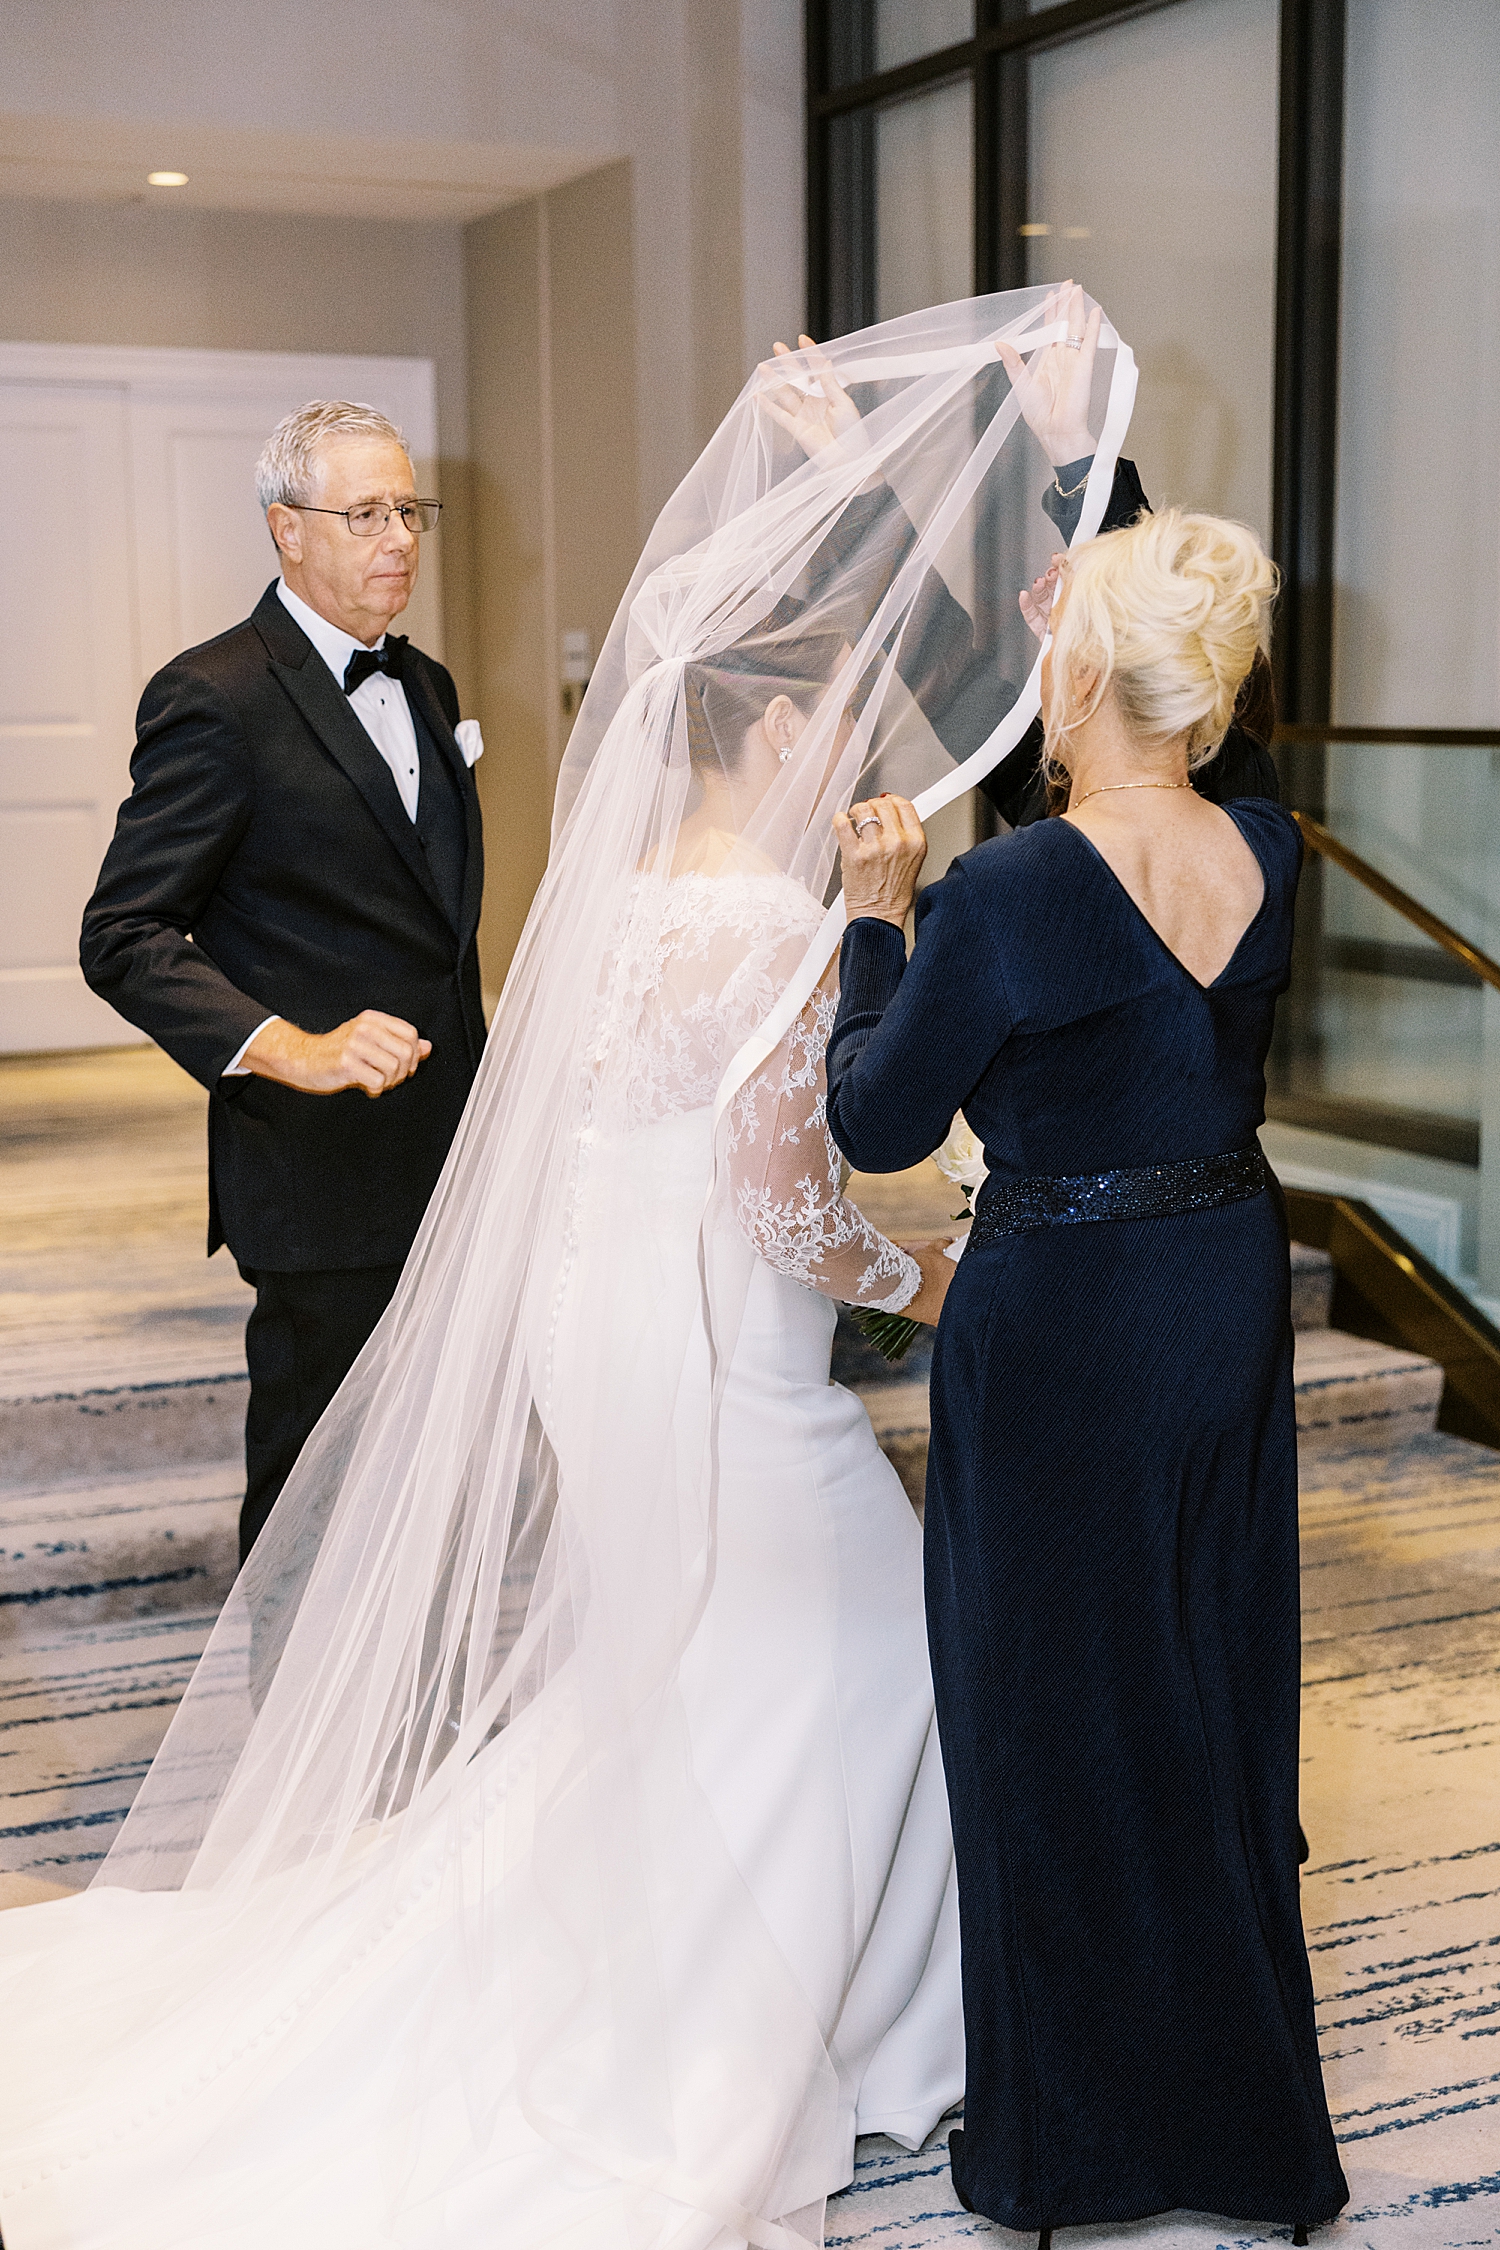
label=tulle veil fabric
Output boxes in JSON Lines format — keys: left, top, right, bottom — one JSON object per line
{"left": 0, "top": 289, "right": 1135, "bottom": 2248}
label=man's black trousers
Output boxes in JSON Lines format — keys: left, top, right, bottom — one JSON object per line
{"left": 236, "top": 1263, "right": 403, "bottom": 1561}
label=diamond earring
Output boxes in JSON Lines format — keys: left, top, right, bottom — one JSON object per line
{"left": 778, "top": 747, "right": 793, "bottom": 763}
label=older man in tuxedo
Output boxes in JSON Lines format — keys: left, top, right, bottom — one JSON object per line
{"left": 81, "top": 400, "right": 486, "bottom": 1560}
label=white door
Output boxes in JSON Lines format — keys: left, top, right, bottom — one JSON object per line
{"left": 0, "top": 344, "right": 441, "bottom": 1054}
{"left": 0, "top": 383, "right": 142, "bottom": 1051}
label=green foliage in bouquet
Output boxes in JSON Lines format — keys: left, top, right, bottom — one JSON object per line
{"left": 848, "top": 1305, "right": 924, "bottom": 1364}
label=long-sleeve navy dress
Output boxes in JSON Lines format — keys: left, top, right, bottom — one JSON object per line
{"left": 825, "top": 800, "right": 1348, "bottom": 2233}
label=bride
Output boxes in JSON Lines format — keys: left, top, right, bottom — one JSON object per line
{"left": 0, "top": 288, "right": 1135, "bottom": 2250}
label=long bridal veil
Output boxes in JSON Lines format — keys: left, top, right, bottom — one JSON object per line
{"left": 0, "top": 289, "right": 1134, "bottom": 2247}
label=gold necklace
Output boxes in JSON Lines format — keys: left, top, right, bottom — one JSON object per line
{"left": 1070, "top": 779, "right": 1194, "bottom": 809}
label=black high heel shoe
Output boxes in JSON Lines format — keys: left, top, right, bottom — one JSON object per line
{"left": 1292, "top": 2229, "right": 1310, "bottom": 2246}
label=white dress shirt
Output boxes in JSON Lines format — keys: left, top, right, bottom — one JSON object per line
{"left": 223, "top": 584, "right": 483, "bottom": 1078}
{"left": 277, "top": 579, "right": 423, "bottom": 819}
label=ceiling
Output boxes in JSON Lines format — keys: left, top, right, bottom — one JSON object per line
{"left": 0, "top": 112, "right": 606, "bottom": 225}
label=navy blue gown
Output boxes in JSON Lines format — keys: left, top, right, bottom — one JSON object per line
{"left": 826, "top": 800, "right": 1348, "bottom": 2233}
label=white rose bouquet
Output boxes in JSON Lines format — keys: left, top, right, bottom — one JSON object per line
{"left": 848, "top": 1114, "right": 987, "bottom": 1364}
{"left": 931, "top": 1112, "right": 988, "bottom": 1222}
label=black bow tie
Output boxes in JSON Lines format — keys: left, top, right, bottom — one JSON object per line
{"left": 343, "top": 636, "right": 408, "bottom": 694}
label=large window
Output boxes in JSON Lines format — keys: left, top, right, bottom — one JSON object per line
{"left": 1027, "top": 0, "right": 1278, "bottom": 538}
{"left": 1335, "top": 0, "right": 1500, "bottom": 731}
{"left": 807, "top": 0, "right": 1500, "bottom": 1287}
{"left": 809, "top": 0, "right": 1292, "bottom": 866}
{"left": 874, "top": 80, "right": 974, "bottom": 320}
{"left": 808, "top": 0, "right": 1323, "bottom": 694}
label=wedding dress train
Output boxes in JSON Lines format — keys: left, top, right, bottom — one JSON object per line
{"left": 0, "top": 874, "right": 962, "bottom": 2250}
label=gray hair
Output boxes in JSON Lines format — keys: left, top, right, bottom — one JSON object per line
{"left": 254, "top": 399, "right": 408, "bottom": 511}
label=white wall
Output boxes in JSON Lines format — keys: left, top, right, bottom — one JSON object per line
{"left": 741, "top": 0, "right": 807, "bottom": 379}
{"left": 611, "top": 0, "right": 804, "bottom": 528}
{"left": 465, "top": 169, "right": 641, "bottom": 995}
{"left": 0, "top": 0, "right": 805, "bottom": 525}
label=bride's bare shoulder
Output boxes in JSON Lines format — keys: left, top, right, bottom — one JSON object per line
{"left": 639, "top": 829, "right": 784, "bottom": 882}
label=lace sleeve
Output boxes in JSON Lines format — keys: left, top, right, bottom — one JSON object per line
{"left": 725, "top": 983, "right": 921, "bottom": 1313}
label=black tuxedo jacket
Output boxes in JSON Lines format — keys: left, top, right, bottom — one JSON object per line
{"left": 81, "top": 582, "right": 487, "bottom": 1271}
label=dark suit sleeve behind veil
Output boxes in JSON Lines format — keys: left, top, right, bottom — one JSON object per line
{"left": 80, "top": 665, "right": 274, "bottom": 1090}
{"left": 802, "top": 456, "right": 1155, "bottom": 821}
{"left": 978, "top": 457, "right": 1280, "bottom": 828}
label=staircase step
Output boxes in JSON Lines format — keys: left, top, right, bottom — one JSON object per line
{"left": 0, "top": 1605, "right": 218, "bottom": 1883}
{"left": 858, "top": 1322, "right": 1444, "bottom": 1504}
{"left": 1290, "top": 1242, "right": 1333, "bottom": 1331}
{"left": 0, "top": 1338, "right": 247, "bottom": 1489}
{"left": 1293, "top": 1326, "right": 1443, "bottom": 1456}
{"left": 0, "top": 1461, "right": 241, "bottom": 1628}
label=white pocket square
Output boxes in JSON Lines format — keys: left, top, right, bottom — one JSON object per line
{"left": 454, "top": 718, "right": 484, "bottom": 767}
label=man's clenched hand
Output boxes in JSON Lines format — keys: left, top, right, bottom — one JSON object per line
{"left": 239, "top": 1011, "right": 431, "bottom": 1098}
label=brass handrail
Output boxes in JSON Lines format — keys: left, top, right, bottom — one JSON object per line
{"left": 1293, "top": 810, "right": 1500, "bottom": 995}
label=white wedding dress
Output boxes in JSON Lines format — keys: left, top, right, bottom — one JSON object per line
{"left": 0, "top": 870, "right": 961, "bottom": 2250}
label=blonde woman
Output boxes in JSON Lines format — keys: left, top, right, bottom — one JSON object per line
{"left": 826, "top": 511, "right": 1348, "bottom": 2245}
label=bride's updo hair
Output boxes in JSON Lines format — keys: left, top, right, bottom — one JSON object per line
{"left": 1045, "top": 508, "right": 1277, "bottom": 781}
{"left": 684, "top": 616, "right": 854, "bottom": 773}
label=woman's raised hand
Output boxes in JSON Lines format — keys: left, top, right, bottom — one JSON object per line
{"left": 1020, "top": 554, "right": 1067, "bottom": 642}
{"left": 759, "top": 335, "right": 863, "bottom": 459}
{"left": 834, "top": 793, "right": 928, "bottom": 929}
{"left": 995, "top": 281, "right": 1100, "bottom": 468}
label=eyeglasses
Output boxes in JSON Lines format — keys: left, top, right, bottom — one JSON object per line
{"left": 284, "top": 500, "right": 442, "bottom": 537}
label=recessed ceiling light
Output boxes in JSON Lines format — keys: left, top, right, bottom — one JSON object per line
{"left": 147, "top": 171, "right": 189, "bottom": 188}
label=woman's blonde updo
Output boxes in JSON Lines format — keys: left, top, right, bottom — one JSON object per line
{"left": 1044, "top": 508, "right": 1278, "bottom": 783}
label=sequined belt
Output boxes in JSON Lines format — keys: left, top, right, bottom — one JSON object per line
{"left": 966, "top": 1144, "right": 1269, "bottom": 1249}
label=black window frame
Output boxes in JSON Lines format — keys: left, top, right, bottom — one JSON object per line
{"left": 805, "top": 0, "right": 1347, "bottom": 734}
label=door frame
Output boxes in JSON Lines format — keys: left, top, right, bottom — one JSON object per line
{"left": 0, "top": 341, "right": 440, "bottom": 1055}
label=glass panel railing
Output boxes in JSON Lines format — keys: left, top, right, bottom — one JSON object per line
{"left": 1269, "top": 732, "right": 1500, "bottom": 1312}
{"left": 1276, "top": 849, "right": 1485, "bottom": 1124}
{"left": 1272, "top": 741, "right": 1498, "bottom": 1153}
{"left": 1322, "top": 741, "right": 1500, "bottom": 966}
